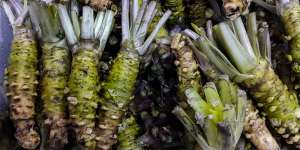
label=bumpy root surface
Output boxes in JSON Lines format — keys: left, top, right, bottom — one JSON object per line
{"left": 96, "top": 50, "right": 139, "bottom": 150}
{"left": 6, "top": 27, "right": 40, "bottom": 149}
{"left": 117, "top": 115, "right": 142, "bottom": 150}
{"left": 171, "top": 34, "right": 202, "bottom": 98}
{"left": 90, "top": 0, "right": 112, "bottom": 10}
{"left": 243, "top": 60, "right": 300, "bottom": 145}
{"left": 68, "top": 47, "right": 100, "bottom": 149}
{"left": 244, "top": 101, "right": 280, "bottom": 150}
{"left": 41, "top": 44, "right": 70, "bottom": 149}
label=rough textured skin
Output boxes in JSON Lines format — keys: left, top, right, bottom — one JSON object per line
{"left": 117, "top": 115, "right": 142, "bottom": 150}
{"left": 90, "top": 0, "right": 112, "bottom": 10}
{"left": 281, "top": 4, "right": 300, "bottom": 75}
{"left": 243, "top": 59, "right": 300, "bottom": 145}
{"left": 244, "top": 101, "right": 280, "bottom": 150}
{"left": 163, "top": 0, "right": 185, "bottom": 25}
{"left": 96, "top": 50, "right": 139, "bottom": 150}
{"left": 171, "top": 34, "right": 202, "bottom": 98}
{"left": 41, "top": 43, "right": 70, "bottom": 149}
{"left": 6, "top": 26, "right": 40, "bottom": 149}
{"left": 68, "top": 46, "right": 100, "bottom": 149}
{"left": 222, "top": 0, "right": 251, "bottom": 19}
{"left": 187, "top": 0, "right": 207, "bottom": 27}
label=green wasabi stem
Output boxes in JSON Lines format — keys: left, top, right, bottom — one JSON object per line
{"left": 58, "top": 4, "right": 114, "bottom": 149}
{"left": 171, "top": 33, "right": 202, "bottom": 98}
{"left": 2, "top": 1, "right": 40, "bottom": 149}
{"left": 246, "top": 13, "right": 260, "bottom": 59}
{"left": 163, "top": 0, "right": 185, "bottom": 25}
{"left": 187, "top": 15, "right": 300, "bottom": 146}
{"left": 96, "top": 1, "right": 170, "bottom": 149}
{"left": 174, "top": 77, "right": 246, "bottom": 150}
{"left": 70, "top": 0, "right": 80, "bottom": 38}
{"left": 191, "top": 42, "right": 280, "bottom": 150}
{"left": 29, "top": 3, "right": 70, "bottom": 149}
{"left": 117, "top": 115, "right": 143, "bottom": 150}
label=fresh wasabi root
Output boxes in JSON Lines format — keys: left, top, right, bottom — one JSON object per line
{"left": 117, "top": 115, "right": 143, "bottom": 150}
{"left": 68, "top": 47, "right": 100, "bottom": 149}
{"left": 186, "top": 14, "right": 300, "bottom": 146}
{"left": 96, "top": 50, "right": 139, "bottom": 149}
{"left": 222, "top": 0, "right": 251, "bottom": 19}
{"left": 29, "top": 3, "right": 71, "bottom": 148}
{"left": 41, "top": 44, "right": 70, "bottom": 149}
{"left": 6, "top": 26, "right": 40, "bottom": 150}
{"left": 171, "top": 33, "right": 202, "bottom": 98}
{"left": 280, "top": 1, "right": 300, "bottom": 88}
{"left": 244, "top": 101, "right": 280, "bottom": 150}
{"left": 2, "top": 1, "right": 41, "bottom": 148}
{"left": 173, "top": 77, "right": 246, "bottom": 150}
{"left": 192, "top": 42, "right": 280, "bottom": 150}
{"left": 96, "top": 0, "right": 171, "bottom": 149}
{"left": 187, "top": 0, "right": 207, "bottom": 27}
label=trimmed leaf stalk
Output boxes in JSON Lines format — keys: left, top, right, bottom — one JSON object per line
{"left": 279, "top": 0, "right": 300, "bottom": 89}
{"left": 95, "top": 1, "right": 171, "bottom": 149}
{"left": 222, "top": 0, "right": 251, "bottom": 20}
{"left": 117, "top": 115, "right": 142, "bottom": 150}
{"left": 29, "top": 3, "right": 70, "bottom": 149}
{"left": 173, "top": 77, "right": 246, "bottom": 150}
{"left": 186, "top": 13, "right": 300, "bottom": 146}
{"left": 58, "top": 5, "right": 114, "bottom": 149}
{"left": 192, "top": 44, "right": 280, "bottom": 150}
{"left": 2, "top": 1, "right": 40, "bottom": 149}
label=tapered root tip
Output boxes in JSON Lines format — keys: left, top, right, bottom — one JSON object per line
{"left": 15, "top": 120, "right": 40, "bottom": 149}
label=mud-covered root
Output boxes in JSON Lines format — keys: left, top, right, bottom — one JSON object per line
{"left": 222, "top": 0, "right": 251, "bottom": 19}
{"left": 117, "top": 114, "right": 142, "bottom": 150}
{"left": 41, "top": 44, "right": 70, "bottom": 149}
{"left": 244, "top": 101, "right": 280, "bottom": 150}
{"left": 243, "top": 60, "right": 300, "bottom": 145}
{"left": 96, "top": 50, "right": 139, "bottom": 150}
{"left": 171, "top": 33, "right": 202, "bottom": 98}
{"left": 6, "top": 27, "right": 40, "bottom": 149}
{"left": 67, "top": 48, "right": 100, "bottom": 149}
{"left": 89, "top": 0, "right": 112, "bottom": 10}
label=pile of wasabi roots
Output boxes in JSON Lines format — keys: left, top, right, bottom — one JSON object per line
{"left": 2, "top": 0, "right": 300, "bottom": 150}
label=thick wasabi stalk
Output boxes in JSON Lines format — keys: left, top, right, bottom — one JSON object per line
{"left": 117, "top": 115, "right": 143, "bottom": 150}
{"left": 173, "top": 77, "right": 246, "bottom": 150}
{"left": 2, "top": 1, "right": 40, "bottom": 149}
{"left": 192, "top": 44, "right": 280, "bottom": 150}
{"left": 96, "top": 1, "right": 171, "bottom": 149}
{"left": 186, "top": 14, "right": 300, "bottom": 146}
{"left": 29, "top": 3, "right": 70, "bottom": 148}
{"left": 58, "top": 5, "right": 114, "bottom": 149}
{"left": 171, "top": 33, "right": 202, "bottom": 98}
